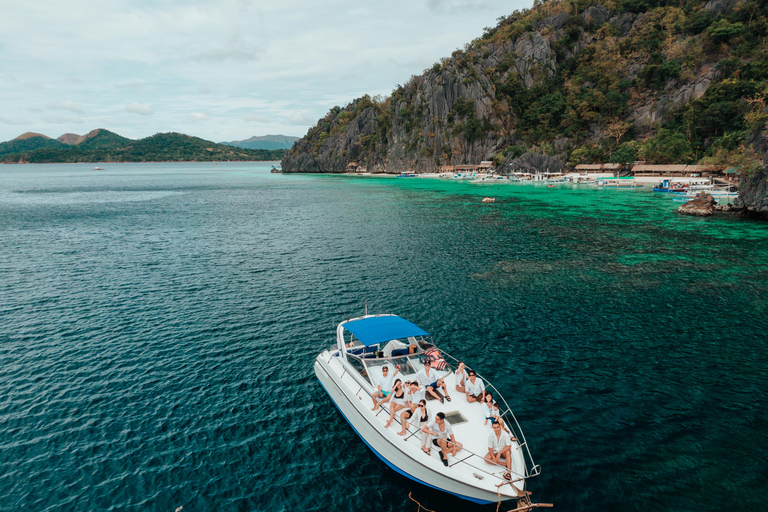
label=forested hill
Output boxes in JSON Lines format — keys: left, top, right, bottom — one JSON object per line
{"left": 0, "top": 130, "right": 285, "bottom": 163}
{"left": 283, "top": 0, "right": 768, "bottom": 178}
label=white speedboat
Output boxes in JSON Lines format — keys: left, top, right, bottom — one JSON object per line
{"left": 314, "top": 314, "right": 540, "bottom": 504}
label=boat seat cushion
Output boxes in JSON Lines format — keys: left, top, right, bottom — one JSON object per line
{"left": 391, "top": 348, "right": 409, "bottom": 357}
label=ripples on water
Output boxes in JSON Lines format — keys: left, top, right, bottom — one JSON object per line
{"left": 0, "top": 163, "right": 766, "bottom": 512}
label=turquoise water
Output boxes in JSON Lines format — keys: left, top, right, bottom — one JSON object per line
{"left": 1, "top": 163, "right": 766, "bottom": 512}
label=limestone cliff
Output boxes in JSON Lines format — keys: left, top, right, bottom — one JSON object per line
{"left": 283, "top": 0, "right": 768, "bottom": 180}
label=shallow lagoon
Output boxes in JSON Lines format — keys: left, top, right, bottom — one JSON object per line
{"left": 1, "top": 163, "right": 766, "bottom": 511}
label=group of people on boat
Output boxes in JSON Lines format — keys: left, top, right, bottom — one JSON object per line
{"left": 370, "top": 358, "right": 517, "bottom": 478}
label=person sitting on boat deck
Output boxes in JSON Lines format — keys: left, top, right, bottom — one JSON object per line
{"left": 384, "top": 379, "right": 407, "bottom": 428}
{"left": 422, "top": 412, "right": 463, "bottom": 466}
{"left": 454, "top": 362, "right": 467, "bottom": 394}
{"left": 464, "top": 369, "right": 485, "bottom": 403}
{"left": 416, "top": 359, "right": 451, "bottom": 403}
{"left": 481, "top": 392, "right": 495, "bottom": 426}
{"left": 485, "top": 420, "right": 513, "bottom": 480}
{"left": 405, "top": 381, "right": 426, "bottom": 413}
{"left": 491, "top": 400, "right": 510, "bottom": 433}
{"left": 399, "top": 381, "right": 426, "bottom": 427}
{"left": 398, "top": 398, "right": 429, "bottom": 437}
{"left": 371, "top": 364, "right": 400, "bottom": 410}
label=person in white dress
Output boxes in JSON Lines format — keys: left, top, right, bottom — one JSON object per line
{"left": 454, "top": 362, "right": 467, "bottom": 393}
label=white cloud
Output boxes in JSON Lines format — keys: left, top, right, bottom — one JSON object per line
{"left": 0, "top": 115, "right": 30, "bottom": 126}
{"left": 185, "top": 112, "right": 209, "bottom": 122}
{"left": 42, "top": 114, "right": 84, "bottom": 124}
{"left": 193, "top": 31, "right": 264, "bottom": 62}
{"left": 244, "top": 114, "right": 271, "bottom": 124}
{"left": 46, "top": 100, "right": 83, "bottom": 113}
{"left": 0, "top": 0, "right": 533, "bottom": 141}
{"left": 125, "top": 102, "right": 153, "bottom": 115}
{"left": 289, "top": 110, "right": 318, "bottom": 126}
{"left": 426, "top": 0, "right": 494, "bottom": 12}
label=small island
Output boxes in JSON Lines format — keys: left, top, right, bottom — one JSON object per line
{"left": 0, "top": 130, "right": 286, "bottom": 164}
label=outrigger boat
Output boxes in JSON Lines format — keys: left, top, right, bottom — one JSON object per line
{"left": 314, "top": 314, "right": 541, "bottom": 504}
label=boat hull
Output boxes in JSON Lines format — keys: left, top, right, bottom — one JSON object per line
{"left": 314, "top": 355, "right": 515, "bottom": 504}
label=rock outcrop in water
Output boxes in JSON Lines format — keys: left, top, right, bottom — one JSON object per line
{"left": 677, "top": 192, "right": 717, "bottom": 216}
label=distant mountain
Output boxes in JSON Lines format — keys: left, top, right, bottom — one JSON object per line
{"left": 221, "top": 134, "right": 299, "bottom": 150}
{"left": 0, "top": 132, "right": 64, "bottom": 157}
{"left": 0, "top": 130, "right": 285, "bottom": 163}
{"left": 56, "top": 129, "right": 132, "bottom": 148}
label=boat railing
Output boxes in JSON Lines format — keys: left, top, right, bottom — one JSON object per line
{"left": 364, "top": 388, "right": 528, "bottom": 488}
{"left": 436, "top": 349, "right": 541, "bottom": 481}
{"left": 333, "top": 346, "right": 541, "bottom": 484}
{"left": 392, "top": 404, "right": 534, "bottom": 490}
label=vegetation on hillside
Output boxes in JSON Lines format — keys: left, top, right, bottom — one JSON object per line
{"left": 285, "top": 0, "right": 768, "bottom": 175}
{"left": 0, "top": 135, "right": 64, "bottom": 157}
{"left": 0, "top": 131, "right": 285, "bottom": 163}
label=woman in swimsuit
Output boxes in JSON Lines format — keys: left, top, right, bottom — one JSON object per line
{"left": 398, "top": 399, "right": 429, "bottom": 436}
{"left": 384, "top": 379, "right": 406, "bottom": 428}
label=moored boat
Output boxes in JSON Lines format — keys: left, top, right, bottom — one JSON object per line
{"left": 314, "top": 314, "right": 540, "bottom": 504}
{"left": 652, "top": 179, "right": 688, "bottom": 192}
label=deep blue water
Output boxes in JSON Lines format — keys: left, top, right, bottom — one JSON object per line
{"left": 1, "top": 162, "right": 766, "bottom": 512}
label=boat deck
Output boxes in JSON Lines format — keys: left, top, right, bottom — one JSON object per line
{"left": 321, "top": 348, "right": 527, "bottom": 499}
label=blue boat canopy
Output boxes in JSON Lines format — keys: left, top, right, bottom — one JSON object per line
{"left": 343, "top": 316, "right": 429, "bottom": 346}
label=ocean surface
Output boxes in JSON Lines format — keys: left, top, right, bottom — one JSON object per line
{"left": 1, "top": 162, "right": 766, "bottom": 512}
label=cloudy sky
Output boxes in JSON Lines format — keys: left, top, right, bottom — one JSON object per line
{"left": 1, "top": 0, "right": 532, "bottom": 143}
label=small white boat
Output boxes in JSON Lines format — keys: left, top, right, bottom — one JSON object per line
{"left": 314, "top": 314, "right": 540, "bottom": 504}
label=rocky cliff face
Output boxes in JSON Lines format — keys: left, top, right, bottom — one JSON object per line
{"left": 283, "top": 0, "right": 768, "bottom": 178}
{"left": 734, "top": 169, "right": 768, "bottom": 214}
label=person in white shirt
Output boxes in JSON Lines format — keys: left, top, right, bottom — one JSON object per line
{"left": 464, "top": 369, "right": 485, "bottom": 403}
{"left": 421, "top": 412, "right": 463, "bottom": 466}
{"left": 398, "top": 399, "right": 429, "bottom": 437}
{"left": 454, "top": 361, "right": 467, "bottom": 393}
{"left": 371, "top": 364, "right": 400, "bottom": 410}
{"left": 485, "top": 421, "right": 516, "bottom": 480}
{"left": 405, "top": 381, "right": 426, "bottom": 413}
{"left": 416, "top": 359, "right": 452, "bottom": 403}
{"left": 398, "top": 381, "right": 426, "bottom": 429}
{"left": 481, "top": 392, "right": 495, "bottom": 425}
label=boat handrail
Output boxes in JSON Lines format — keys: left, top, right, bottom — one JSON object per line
{"left": 392, "top": 404, "right": 530, "bottom": 487}
{"left": 335, "top": 347, "right": 541, "bottom": 484}
{"left": 433, "top": 349, "right": 540, "bottom": 480}
{"left": 374, "top": 390, "right": 541, "bottom": 490}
